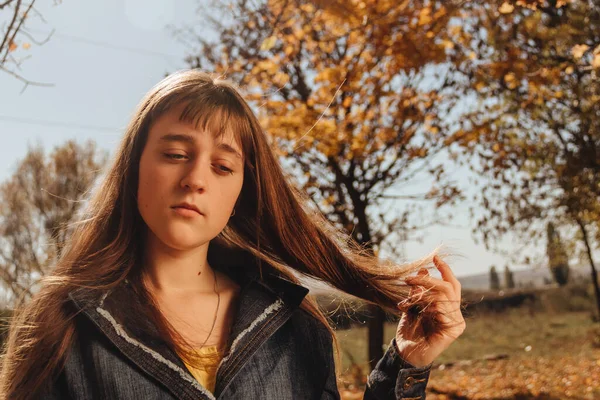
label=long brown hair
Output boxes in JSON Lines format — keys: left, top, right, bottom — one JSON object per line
{"left": 1, "top": 70, "right": 452, "bottom": 399}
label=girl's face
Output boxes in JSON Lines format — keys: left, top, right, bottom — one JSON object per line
{"left": 137, "top": 105, "right": 245, "bottom": 251}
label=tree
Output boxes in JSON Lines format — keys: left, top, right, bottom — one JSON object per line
{"left": 0, "top": 140, "right": 108, "bottom": 304}
{"left": 0, "top": 0, "right": 54, "bottom": 89}
{"left": 446, "top": 0, "right": 600, "bottom": 318}
{"left": 504, "top": 264, "right": 515, "bottom": 289}
{"left": 180, "top": 0, "right": 472, "bottom": 367}
{"left": 490, "top": 265, "right": 500, "bottom": 290}
{"left": 546, "top": 222, "right": 570, "bottom": 286}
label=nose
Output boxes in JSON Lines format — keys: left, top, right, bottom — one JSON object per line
{"left": 180, "top": 159, "right": 209, "bottom": 192}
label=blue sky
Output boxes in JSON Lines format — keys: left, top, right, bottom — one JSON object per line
{"left": 0, "top": 0, "right": 529, "bottom": 278}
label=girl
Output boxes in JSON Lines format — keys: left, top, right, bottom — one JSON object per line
{"left": 1, "top": 70, "right": 465, "bottom": 399}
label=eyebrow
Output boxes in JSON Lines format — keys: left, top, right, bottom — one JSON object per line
{"left": 159, "top": 133, "right": 243, "bottom": 159}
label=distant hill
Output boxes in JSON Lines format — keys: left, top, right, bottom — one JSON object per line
{"left": 302, "top": 264, "right": 592, "bottom": 295}
{"left": 456, "top": 265, "right": 590, "bottom": 291}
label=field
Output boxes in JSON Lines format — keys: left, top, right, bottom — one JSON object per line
{"left": 335, "top": 284, "right": 600, "bottom": 399}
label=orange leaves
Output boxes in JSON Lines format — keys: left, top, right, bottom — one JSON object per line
{"left": 260, "top": 35, "right": 278, "bottom": 51}
{"left": 592, "top": 45, "right": 600, "bottom": 69}
{"left": 251, "top": 59, "right": 279, "bottom": 75}
{"left": 418, "top": 7, "right": 433, "bottom": 26}
{"left": 571, "top": 44, "right": 589, "bottom": 60}
{"left": 593, "top": 53, "right": 600, "bottom": 69}
{"left": 429, "top": 352, "right": 600, "bottom": 399}
{"left": 503, "top": 72, "right": 519, "bottom": 89}
{"left": 407, "top": 147, "right": 428, "bottom": 159}
{"left": 499, "top": 2, "right": 515, "bottom": 14}
{"left": 314, "top": 67, "right": 345, "bottom": 85}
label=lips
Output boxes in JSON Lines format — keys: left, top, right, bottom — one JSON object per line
{"left": 172, "top": 202, "right": 202, "bottom": 215}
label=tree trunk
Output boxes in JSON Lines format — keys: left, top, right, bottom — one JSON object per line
{"left": 367, "top": 305, "right": 385, "bottom": 370}
{"left": 577, "top": 219, "right": 600, "bottom": 321}
{"left": 349, "top": 194, "right": 385, "bottom": 370}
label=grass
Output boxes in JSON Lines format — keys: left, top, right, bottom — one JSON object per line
{"left": 335, "top": 293, "right": 600, "bottom": 399}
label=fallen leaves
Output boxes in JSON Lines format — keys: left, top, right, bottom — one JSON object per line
{"left": 339, "top": 350, "right": 600, "bottom": 399}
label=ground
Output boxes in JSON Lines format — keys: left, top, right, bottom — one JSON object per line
{"left": 336, "top": 305, "right": 600, "bottom": 399}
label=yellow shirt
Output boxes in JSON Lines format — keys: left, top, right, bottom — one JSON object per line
{"left": 180, "top": 346, "right": 223, "bottom": 393}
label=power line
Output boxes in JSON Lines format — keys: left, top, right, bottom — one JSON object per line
{"left": 26, "top": 28, "right": 183, "bottom": 60}
{"left": 0, "top": 115, "right": 120, "bottom": 132}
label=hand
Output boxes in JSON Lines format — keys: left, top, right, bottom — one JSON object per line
{"left": 394, "top": 255, "right": 466, "bottom": 368}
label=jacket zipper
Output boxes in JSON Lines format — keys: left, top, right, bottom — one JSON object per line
{"left": 215, "top": 306, "right": 292, "bottom": 397}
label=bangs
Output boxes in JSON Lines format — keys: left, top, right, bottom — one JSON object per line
{"left": 150, "top": 85, "right": 255, "bottom": 162}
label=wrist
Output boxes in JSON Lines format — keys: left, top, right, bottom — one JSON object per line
{"left": 394, "top": 337, "right": 433, "bottom": 368}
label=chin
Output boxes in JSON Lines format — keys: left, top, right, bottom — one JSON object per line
{"left": 163, "top": 231, "right": 214, "bottom": 250}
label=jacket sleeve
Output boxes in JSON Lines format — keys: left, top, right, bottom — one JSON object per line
{"left": 37, "top": 371, "right": 73, "bottom": 400}
{"left": 363, "top": 338, "right": 433, "bottom": 400}
{"left": 321, "top": 328, "right": 342, "bottom": 399}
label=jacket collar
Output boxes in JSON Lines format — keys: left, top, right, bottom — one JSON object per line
{"left": 67, "top": 261, "right": 310, "bottom": 399}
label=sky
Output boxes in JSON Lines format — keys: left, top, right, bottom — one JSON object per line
{"left": 0, "top": 0, "right": 532, "bottom": 279}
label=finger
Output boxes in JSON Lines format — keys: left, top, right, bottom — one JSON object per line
{"left": 433, "top": 255, "right": 461, "bottom": 294}
{"left": 406, "top": 274, "right": 455, "bottom": 298}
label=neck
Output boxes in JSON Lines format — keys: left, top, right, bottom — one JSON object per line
{"left": 142, "top": 231, "right": 216, "bottom": 296}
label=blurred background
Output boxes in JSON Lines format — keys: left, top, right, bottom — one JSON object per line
{"left": 0, "top": 0, "right": 599, "bottom": 398}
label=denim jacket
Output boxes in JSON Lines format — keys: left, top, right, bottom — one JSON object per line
{"left": 42, "top": 263, "right": 432, "bottom": 399}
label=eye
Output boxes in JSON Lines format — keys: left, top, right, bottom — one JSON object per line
{"left": 214, "top": 164, "right": 234, "bottom": 175}
{"left": 164, "top": 153, "right": 188, "bottom": 160}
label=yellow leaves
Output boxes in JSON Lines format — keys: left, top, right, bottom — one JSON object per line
{"left": 571, "top": 44, "right": 589, "bottom": 59}
{"left": 554, "top": 90, "right": 564, "bottom": 99}
{"left": 469, "top": 52, "right": 477, "bottom": 60}
{"left": 251, "top": 59, "right": 279, "bottom": 75}
{"left": 418, "top": 7, "right": 432, "bottom": 26}
{"left": 427, "top": 125, "right": 440, "bottom": 135}
{"left": 22, "top": 42, "right": 31, "bottom": 50}
{"left": 593, "top": 45, "right": 600, "bottom": 69}
{"left": 284, "top": 45, "right": 295, "bottom": 56}
{"left": 272, "top": 71, "right": 290, "bottom": 86}
{"left": 499, "top": 2, "right": 515, "bottom": 14}
{"left": 323, "top": 194, "right": 336, "bottom": 206}
{"left": 8, "top": 41, "right": 17, "bottom": 52}
{"left": 449, "top": 25, "right": 463, "bottom": 37}
{"left": 475, "top": 81, "right": 486, "bottom": 92}
{"left": 504, "top": 72, "right": 519, "bottom": 89}
{"left": 433, "top": 6, "right": 447, "bottom": 20}
{"left": 318, "top": 41, "right": 334, "bottom": 53}
{"left": 314, "top": 67, "right": 345, "bottom": 84}
{"left": 408, "top": 147, "right": 428, "bottom": 159}
{"left": 260, "top": 35, "right": 277, "bottom": 51}
{"left": 564, "top": 65, "right": 574, "bottom": 74}
{"left": 418, "top": 5, "right": 446, "bottom": 27}
{"left": 299, "top": 3, "right": 315, "bottom": 13}
{"left": 441, "top": 39, "right": 455, "bottom": 50}
{"left": 342, "top": 97, "right": 352, "bottom": 108}
{"left": 593, "top": 53, "right": 600, "bottom": 69}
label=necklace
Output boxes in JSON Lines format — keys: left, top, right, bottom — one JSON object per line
{"left": 196, "top": 268, "right": 220, "bottom": 350}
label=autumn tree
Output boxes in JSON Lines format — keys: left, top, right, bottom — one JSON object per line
{"left": 504, "top": 265, "right": 515, "bottom": 289}
{"left": 446, "top": 0, "right": 600, "bottom": 318}
{"left": 0, "top": 0, "right": 54, "bottom": 88}
{"left": 180, "top": 0, "right": 471, "bottom": 367}
{"left": 546, "top": 222, "right": 570, "bottom": 286}
{"left": 0, "top": 140, "right": 107, "bottom": 305}
{"left": 489, "top": 265, "right": 500, "bottom": 290}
